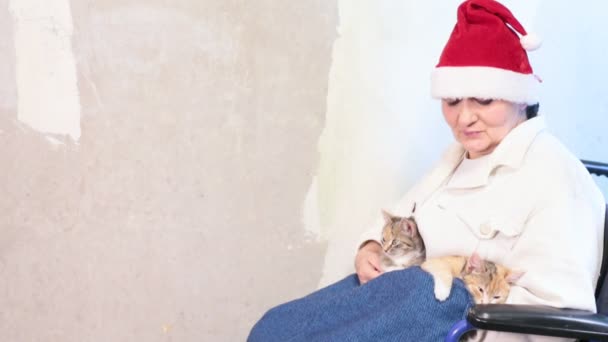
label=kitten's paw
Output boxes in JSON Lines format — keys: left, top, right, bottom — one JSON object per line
{"left": 434, "top": 283, "right": 451, "bottom": 301}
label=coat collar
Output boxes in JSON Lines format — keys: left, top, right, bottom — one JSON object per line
{"left": 489, "top": 116, "right": 546, "bottom": 170}
{"left": 442, "top": 116, "right": 546, "bottom": 189}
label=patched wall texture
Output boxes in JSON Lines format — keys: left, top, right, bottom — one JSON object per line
{"left": 2, "top": 1, "right": 607, "bottom": 341}
{"left": 0, "top": 1, "right": 337, "bottom": 340}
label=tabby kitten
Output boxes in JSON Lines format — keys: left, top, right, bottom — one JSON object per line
{"left": 379, "top": 210, "right": 426, "bottom": 272}
{"left": 421, "top": 253, "right": 524, "bottom": 304}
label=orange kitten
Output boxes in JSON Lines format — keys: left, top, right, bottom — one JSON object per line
{"left": 379, "top": 210, "right": 426, "bottom": 272}
{"left": 421, "top": 253, "right": 524, "bottom": 304}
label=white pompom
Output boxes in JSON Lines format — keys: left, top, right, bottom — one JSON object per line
{"left": 520, "top": 33, "right": 542, "bottom": 51}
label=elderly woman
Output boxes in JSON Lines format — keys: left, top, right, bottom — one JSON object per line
{"left": 249, "top": 1, "right": 606, "bottom": 341}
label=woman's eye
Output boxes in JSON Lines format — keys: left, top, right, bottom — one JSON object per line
{"left": 445, "top": 98, "right": 462, "bottom": 106}
{"left": 474, "top": 98, "right": 493, "bottom": 105}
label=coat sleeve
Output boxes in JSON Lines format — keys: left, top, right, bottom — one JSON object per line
{"left": 483, "top": 174, "right": 604, "bottom": 342}
{"left": 505, "top": 185, "right": 604, "bottom": 312}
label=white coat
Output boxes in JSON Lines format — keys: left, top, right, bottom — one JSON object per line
{"left": 359, "top": 117, "right": 606, "bottom": 341}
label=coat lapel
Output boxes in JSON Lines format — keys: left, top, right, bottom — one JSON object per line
{"left": 413, "top": 142, "right": 466, "bottom": 207}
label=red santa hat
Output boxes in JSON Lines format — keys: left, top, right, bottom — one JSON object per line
{"left": 431, "top": 0, "right": 542, "bottom": 104}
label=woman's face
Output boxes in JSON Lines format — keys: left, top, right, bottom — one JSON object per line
{"left": 441, "top": 98, "right": 526, "bottom": 159}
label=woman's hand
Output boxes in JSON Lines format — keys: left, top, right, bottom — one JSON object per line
{"left": 355, "top": 241, "right": 383, "bottom": 284}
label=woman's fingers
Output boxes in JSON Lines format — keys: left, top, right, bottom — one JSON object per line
{"left": 367, "top": 254, "right": 382, "bottom": 272}
{"left": 355, "top": 242, "right": 383, "bottom": 284}
{"left": 359, "top": 262, "right": 381, "bottom": 284}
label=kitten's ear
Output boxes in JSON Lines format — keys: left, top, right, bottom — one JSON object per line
{"left": 381, "top": 210, "right": 393, "bottom": 225}
{"left": 466, "top": 253, "right": 485, "bottom": 273}
{"left": 506, "top": 270, "right": 525, "bottom": 284}
{"left": 399, "top": 218, "right": 416, "bottom": 236}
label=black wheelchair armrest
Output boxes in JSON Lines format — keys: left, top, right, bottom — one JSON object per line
{"left": 467, "top": 304, "right": 608, "bottom": 341}
{"left": 581, "top": 159, "right": 608, "bottom": 178}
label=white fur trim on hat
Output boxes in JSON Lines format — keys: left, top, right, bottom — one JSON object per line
{"left": 431, "top": 66, "right": 540, "bottom": 104}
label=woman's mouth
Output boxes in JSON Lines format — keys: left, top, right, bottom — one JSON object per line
{"left": 463, "top": 130, "right": 481, "bottom": 138}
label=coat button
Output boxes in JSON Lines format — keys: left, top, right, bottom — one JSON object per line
{"left": 480, "top": 222, "right": 492, "bottom": 235}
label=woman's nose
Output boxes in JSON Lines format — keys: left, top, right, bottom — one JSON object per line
{"left": 457, "top": 101, "right": 477, "bottom": 127}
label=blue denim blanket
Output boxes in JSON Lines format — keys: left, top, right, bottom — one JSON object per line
{"left": 248, "top": 266, "right": 473, "bottom": 342}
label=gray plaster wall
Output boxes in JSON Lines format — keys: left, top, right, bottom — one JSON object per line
{"left": 1, "top": 1, "right": 337, "bottom": 341}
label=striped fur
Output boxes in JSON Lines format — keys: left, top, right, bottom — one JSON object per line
{"left": 379, "top": 210, "right": 426, "bottom": 272}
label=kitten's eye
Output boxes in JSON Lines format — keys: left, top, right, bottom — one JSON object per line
{"left": 444, "top": 98, "right": 462, "bottom": 106}
{"left": 493, "top": 296, "right": 501, "bottom": 299}
{"left": 478, "top": 287, "right": 484, "bottom": 293}
{"left": 474, "top": 98, "right": 493, "bottom": 105}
